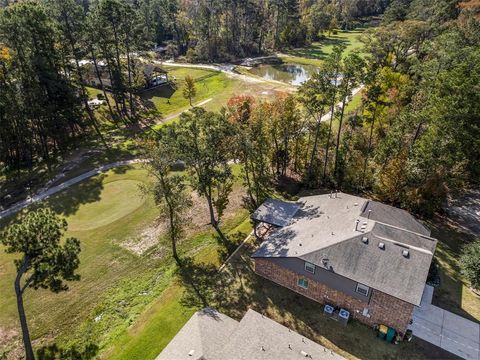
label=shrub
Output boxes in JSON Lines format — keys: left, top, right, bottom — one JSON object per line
{"left": 186, "top": 48, "right": 197, "bottom": 63}
{"left": 460, "top": 239, "right": 480, "bottom": 290}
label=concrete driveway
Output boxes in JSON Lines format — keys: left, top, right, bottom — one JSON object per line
{"left": 409, "top": 285, "right": 480, "bottom": 360}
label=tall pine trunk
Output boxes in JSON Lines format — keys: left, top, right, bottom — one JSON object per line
{"left": 15, "top": 259, "right": 34, "bottom": 360}
{"left": 308, "top": 110, "right": 324, "bottom": 179}
{"left": 323, "top": 71, "right": 339, "bottom": 180}
{"left": 333, "top": 84, "right": 350, "bottom": 180}
{"left": 362, "top": 108, "right": 376, "bottom": 188}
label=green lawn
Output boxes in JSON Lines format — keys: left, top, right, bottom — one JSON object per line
{"left": 140, "top": 67, "right": 233, "bottom": 118}
{"left": 0, "top": 163, "right": 251, "bottom": 358}
{"left": 0, "top": 166, "right": 158, "bottom": 354}
{"left": 103, "top": 215, "right": 252, "bottom": 360}
{"left": 428, "top": 217, "right": 480, "bottom": 322}
{"left": 279, "top": 30, "right": 366, "bottom": 66}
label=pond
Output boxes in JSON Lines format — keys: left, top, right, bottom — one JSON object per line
{"left": 248, "top": 63, "right": 319, "bottom": 86}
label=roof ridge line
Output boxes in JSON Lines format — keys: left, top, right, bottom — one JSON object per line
{"left": 373, "top": 234, "right": 433, "bottom": 255}
{"left": 371, "top": 220, "right": 436, "bottom": 240}
{"left": 299, "top": 231, "right": 372, "bottom": 259}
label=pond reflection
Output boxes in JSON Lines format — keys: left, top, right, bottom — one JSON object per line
{"left": 249, "top": 63, "right": 318, "bottom": 86}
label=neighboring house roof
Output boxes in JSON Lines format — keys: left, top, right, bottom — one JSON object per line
{"left": 251, "top": 198, "right": 301, "bottom": 227}
{"left": 216, "top": 309, "right": 344, "bottom": 360}
{"left": 156, "top": 308, "right": 345, "bottom": 360}
{"left": 143, "top": 64, "right": 168, "bottom": 77}
{"left": 252, "top": 193, "right": 437, "bottom": 306}
{"left": 156, "top": 308, "right": 239, "bottom": 360}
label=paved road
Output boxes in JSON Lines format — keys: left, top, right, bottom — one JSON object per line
{"left": 0, "top": 159, "right": 143, "bottom": 220}
{"left": 445, "top": 189, "right": 480, "bottom": 236}
{"left": 409, "top": 285, "right": 480, "bottom": 360}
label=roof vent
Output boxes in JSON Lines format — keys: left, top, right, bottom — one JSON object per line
{"left": 361, "top": 236, "right": 368, "bottom": 244}
{"left": 378, "top": 242, "right": 385, "bottom": 250}
{"left": 322, "top": 257, "right": 329, "bottom": 267}
{"left": 188, "top": 349, "right": 195, "bottom": 356}
{"left": 402, "top": 249, "right": 410, "bottom": 258}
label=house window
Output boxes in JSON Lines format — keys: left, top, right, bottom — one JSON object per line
{"left": 356, "top": 283, "right": 370, "bottom": 296}
{"left": 304, "top": 262, "right": 315, "bottom": 274}
{"left": 298, "top": 278, "right": 309, "bottom": 289}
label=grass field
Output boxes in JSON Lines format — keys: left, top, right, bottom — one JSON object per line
{"left": 279, "top": 29, "right": 366, "bottom": 67}
{"left": 0, "top": 166, "right": 157, "bottom": 355}
{"left": 428, "top": 217, "right": 480, "bottom": 322}
{"left": 0, "top": 163, "right": 251, "bottom": 358}
{"left": 145, "top": 66, "right": 293, "bottom": 132}
{"left": 103, "top": 217, "right": 252, "bottom": 360}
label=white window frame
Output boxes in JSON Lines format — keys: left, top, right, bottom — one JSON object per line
{"left": 304, "top": 262, "right": 315, "bottom": 274}
{"left": 297, "top": 278, "right": 309, "bottom": 289}
{"left": 356, "top": 283, "right": 370, "bottom": 296}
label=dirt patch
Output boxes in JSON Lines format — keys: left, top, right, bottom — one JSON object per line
{"left": 121, "top": 221, "right": 168, "bottom": 255}
{"left": 0, "top": 327, "right": 20, "bottom": 359}
{"left": 121, "top": 185, "right": 246, "bottom": 255}
{"left": 184, "top": 185, "right": 246, "bottom": 236}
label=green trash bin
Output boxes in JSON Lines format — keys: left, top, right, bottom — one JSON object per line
{"left": 386, "top": 327, "right": 396, "bottom": 343}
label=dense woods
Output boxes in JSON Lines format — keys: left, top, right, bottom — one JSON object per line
{"left": 0, "top": 0, "right": 479, "bottom": 217}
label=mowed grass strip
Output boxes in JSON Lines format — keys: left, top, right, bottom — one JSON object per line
{"left": 428, "top": 219, "right": 480, "bottom": 322}
{"left": 66, "top": 179, "right": 145, "bottom": 231}
{"left": 0, "top": 166, "right": 158, "bottom": 349}
{"left": 0, "top": 162, "right": 252, "bottom": 358}
{"left": 141, "top": 67, "right": 232, "bottom": 117}
{"left": 279, "top": 29, "right": 366, "bottom": 66}
{"left": 103, "top": 217, "right": 252, "bottom": 360}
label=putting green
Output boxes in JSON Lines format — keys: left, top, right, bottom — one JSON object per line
{"left": 66, "top": 179, "right": 145, "bottom": 231}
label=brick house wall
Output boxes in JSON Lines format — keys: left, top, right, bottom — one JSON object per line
{"left": 254, "top": 258, "right": 415, "bottom": 335}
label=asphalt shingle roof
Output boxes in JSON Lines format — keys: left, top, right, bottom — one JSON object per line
{"left": 155, "top": 308, "right": 238, "bottom": 360}
{"left": 156, "top": 309, "right": 345, "bottom": 360}
{"left": 252, "top": 193, "right": 437, "bottom": 306}
{"left": 251, "top": 198, "right": 301, "bottom": 227}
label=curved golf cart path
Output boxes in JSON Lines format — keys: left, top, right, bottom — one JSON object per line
{"left": 0, "top": 159, "right": 144, "bottom": 220}
{"left": 1, "top": 61, "right": 362, "bottom": 220}
{"left": 155, "top": 60, "right": 295, "bottom": 88}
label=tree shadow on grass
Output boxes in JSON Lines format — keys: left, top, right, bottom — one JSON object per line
{"left": 177, "top": 256, "right": 219, "bottom": 309}
{"left": 45, "top": 174, "right": 105, "bottom": 218}
{"left": 427, "top": 216, "right": 480, "bottom": 323}
{"left": 215, "top": 231, "right": 247, "bottom": 264}
{"left": 140, "top": 84, "right": 176, "bottom": 111}
{"left": 36, "top": 342, "right": 98, "bottom": 360}
{"left": 111, "top": 164, "right": 135, "bottom": 175}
